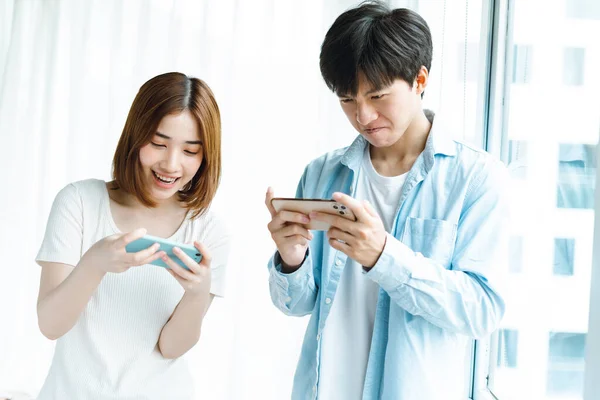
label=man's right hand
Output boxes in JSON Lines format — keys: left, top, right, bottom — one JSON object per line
{"left": 265, "top": 187, "right": 313, "bottom": 271}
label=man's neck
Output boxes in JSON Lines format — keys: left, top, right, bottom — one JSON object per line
{"left": 369, "top": 110, "right": 432, "bottom": 177}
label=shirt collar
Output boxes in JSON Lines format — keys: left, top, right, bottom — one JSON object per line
{"left": 341, "top": 109, "right": 457, "bottom": 171}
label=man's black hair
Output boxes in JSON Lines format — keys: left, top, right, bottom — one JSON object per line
{"left": 319, "top": 1, "right": 433, "bottom": 97}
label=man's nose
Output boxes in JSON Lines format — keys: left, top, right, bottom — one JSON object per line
{"left": 356, "top": 103, "right": 378, "bottom": 126}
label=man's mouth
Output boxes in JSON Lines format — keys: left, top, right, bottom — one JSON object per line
{"left": 364, "top": 127, "right": 384, "bottom": 134}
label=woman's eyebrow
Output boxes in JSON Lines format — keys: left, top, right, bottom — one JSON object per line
{"left": 155, "top": 131, "right": 202, "bottom": 145}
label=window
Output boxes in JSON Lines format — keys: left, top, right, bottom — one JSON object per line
{"left": 484, "top": 0, "right": 600, "bottom": 399}
{"left": 547, "top": 332, "right": 586, "bottom": 396}
{"left": 553, "top": 238, "right": 575, "bottom": 276}
{"left": 557, "top": 144, "right": 596, "bottom": 210}
{"left": 497, "top": 329, "right": 519, "bottom": 369}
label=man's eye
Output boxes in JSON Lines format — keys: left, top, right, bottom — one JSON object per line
{"left": 372, "top": 94, "right": 385, "bottom": 99}
{"left": 151, "top": 142, "right": 166, "bottom": 148}
{"left": 340, "top": 98, "right": 354, "bottom": 103}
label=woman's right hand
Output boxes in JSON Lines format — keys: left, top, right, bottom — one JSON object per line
{"left": 265, "top": 188, "right": 313, "bottom": 270}
{"left": 79, "top": 228, "right": 165, "bottom": 274}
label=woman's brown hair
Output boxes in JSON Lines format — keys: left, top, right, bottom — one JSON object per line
{"left": 112, "top": 72, "right": 221, "bottom": 218}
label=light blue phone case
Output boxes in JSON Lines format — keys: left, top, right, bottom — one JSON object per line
{"left": 125, "top": 234, "right": 202, "bottom": 270}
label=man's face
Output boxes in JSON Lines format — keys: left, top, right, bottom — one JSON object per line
{"left": 338, "top": 73, "right": 423, "bottom": 148}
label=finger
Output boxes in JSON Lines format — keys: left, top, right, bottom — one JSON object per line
{"left": 265, "top": 187, "right": 277, "bottom": 218}
{"left": 134, "top": 249, "right": 166, "bottom": 266}
{"left": 268, "top": 210, "right": 310, "bottom": 232}
{"left": 310, "top": 211, "right": 354, "bottom": 232}
{"left": 168, "top": 268, "right": 186, "bottom": 286}
{"left": 278, "top": 210, "right": 310, "bottom": 224}
{"left": 128, "top": 242, "right": 161, "bottom": 265}
{"left": 119, "top": 227, "right": 147, "bottom": 247}
{"left": 162, "top": 254, "right": 201, "bottom": 282}
{"left": 327, "top": 227, "right": 354, "bottom": 245}
{"left": 279, "top": 224, "right": 313, "bottom": 241}
{"left": 332, "top": 192, "right": 369, "bottom": 221}
{"left": 167, "top": 268, "right": 176, "bottom": 278}
{"left": 172, "top": 247, "right": 202, "bottom": 274}
{"left": 194, "top": 241, "right": 212, "bottom": 268}
{"left": 328, "top": 237, "right": 352, "bottom": 255}
{"left": 284, "top": 235, "right": 310, "bottom": 247}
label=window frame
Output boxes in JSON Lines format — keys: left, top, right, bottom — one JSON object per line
{"left": 584, "top": 134, "right": 600, "bottom": 399}
{"left": 474, "top": 0, "right": 600, "bottom": 398}
{"left": 471, "top": 0, "right": 512, "bottom": 396}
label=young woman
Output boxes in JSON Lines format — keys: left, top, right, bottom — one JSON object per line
{"left": 35, "top": 72, "right": 230, "bottom": 399}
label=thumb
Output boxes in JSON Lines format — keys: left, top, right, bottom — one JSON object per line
{"left": 265, "top": 187, "right": 277, "bottom": 218}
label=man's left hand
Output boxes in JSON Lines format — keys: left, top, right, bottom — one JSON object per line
{"left": 310, "top": 192, "right": 387, "bottom": 269}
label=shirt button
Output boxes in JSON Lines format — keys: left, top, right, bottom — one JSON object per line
{"left": 285, "top": 296, "right": 292, "bottom": 303}
{"left": 316, "top": 333, "right": 321, "bottom": 340}
{"left": 325, "top": 297, "right": 332, "bottom": 305}
{"left": 335, "top": 259, "right": 343, "bottom": 266}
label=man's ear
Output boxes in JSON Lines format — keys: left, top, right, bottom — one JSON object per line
{"left": 415, "top": 66, "right": 429, "bottom": 95}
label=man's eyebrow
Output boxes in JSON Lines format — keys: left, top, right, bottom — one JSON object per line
{"left": 337, "top": 87, "right": 384, "bottom": 98}
{"left": 155, "top": 131, "right": 202, "bottom": 145}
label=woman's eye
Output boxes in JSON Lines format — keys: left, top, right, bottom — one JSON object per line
{"left": 184, "top": 150, "right": 199, "bottom": 155}
{"left": 151, "top": 142, "right": 166, "bottom": 148}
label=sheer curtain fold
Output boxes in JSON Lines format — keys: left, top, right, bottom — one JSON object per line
{"left": 0, "top": 0, "right": 15, "bottom": 96}
{"left": 0, "top": 1, "right": 475, "bottom": 398}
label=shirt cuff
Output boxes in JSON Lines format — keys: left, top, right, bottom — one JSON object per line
{"left": 269, "top": 250, "right": 312, "bottom": 291}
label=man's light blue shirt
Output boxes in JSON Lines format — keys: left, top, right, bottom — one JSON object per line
{"left": 268, "top": 113, "right": 509, "bottom": 400}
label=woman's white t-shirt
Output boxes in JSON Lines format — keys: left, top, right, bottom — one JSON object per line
{"left": 36, "top": 179, "right": 230, "bottom": 400}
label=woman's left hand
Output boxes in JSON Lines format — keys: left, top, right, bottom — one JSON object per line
{"left": 162, "top": 241, "right": 212, "bottom": 297}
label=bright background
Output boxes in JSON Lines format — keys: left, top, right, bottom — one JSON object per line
{"left": 1, "top": 1, "right": 599, "bottom": 399}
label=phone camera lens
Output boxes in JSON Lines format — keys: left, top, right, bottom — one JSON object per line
{"left": 333, "top": 205, "right": 339, "bottom": 209}
{"left": 340, "top": 205, "right": 346, "bottom": 210}
{"left": 339, "top": 211, "right": 345, "bottom": 215}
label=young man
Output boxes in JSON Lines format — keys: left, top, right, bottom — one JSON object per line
{"left": 265, "top": 2, "right": 508, "bottom": 399}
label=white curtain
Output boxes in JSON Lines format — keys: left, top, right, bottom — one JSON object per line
{"left": 0, "top": 0, "right": 475, "bottom": 398}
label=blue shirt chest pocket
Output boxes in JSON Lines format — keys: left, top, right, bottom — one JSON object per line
{"left": 400, "top": 217, "right": 457, "bottom": 269}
